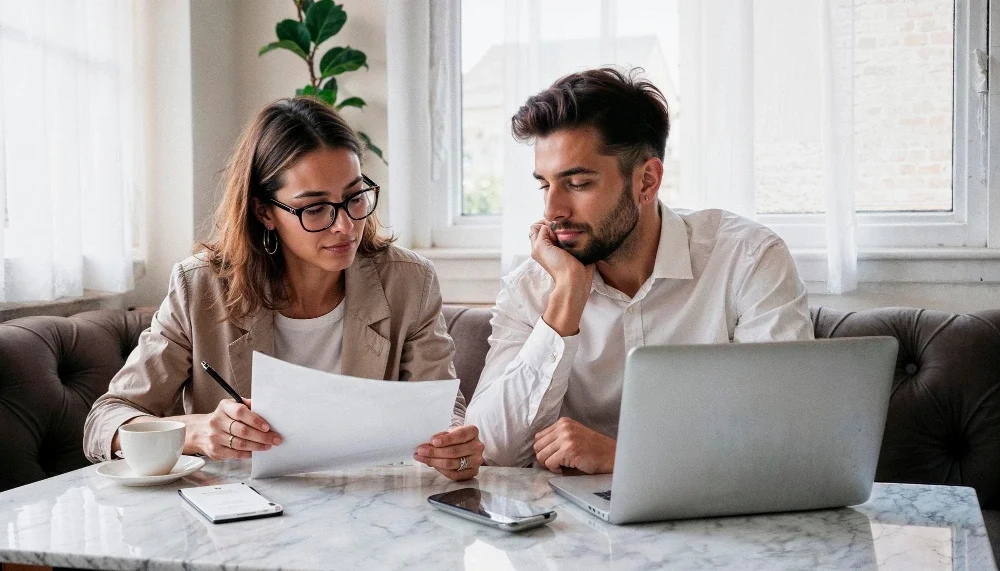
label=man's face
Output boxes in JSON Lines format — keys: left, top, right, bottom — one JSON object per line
{"left": 533, "top": 127, "right": 640, "bottom": 265}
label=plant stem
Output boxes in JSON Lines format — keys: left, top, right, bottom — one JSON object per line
{"left": 293, "top": 0, "right": 318, "bottom": 88}
{"left": 308, "top": 51, "right": 318, "bottom": 89}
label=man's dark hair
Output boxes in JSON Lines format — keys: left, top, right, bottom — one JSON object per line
{"left": 511, "top": 67, "right": 670, "bottom": 177}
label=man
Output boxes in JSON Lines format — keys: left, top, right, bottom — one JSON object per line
{"left": 464, "top": 67, "right": 813, "bottom": 472}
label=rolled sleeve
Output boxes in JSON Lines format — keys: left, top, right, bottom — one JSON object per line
{"left": 516, "top": 317, "right": 579, "bottom": 419}
{"left": 467, "top": 278, "right": 580, "bottom": 467}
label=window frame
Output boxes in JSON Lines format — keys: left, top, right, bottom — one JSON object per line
{"left": 428, "top": 0, "right": 502, "bottom": 249}
{"left": 759, "top": 0, "right": 989, "bottom": 250}
{"left": 433, "top": 0, "right": 992, "bottom": 253}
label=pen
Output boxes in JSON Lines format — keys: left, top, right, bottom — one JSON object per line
{"left": 201, "top": 361, "right": 245, "bottom": 405}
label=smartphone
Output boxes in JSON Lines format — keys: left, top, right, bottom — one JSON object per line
{"left": 179, "top": 483, "right": 283, "bottom": 524}
{"left": 427, "top": 487, "right": 557, "bottom": 532}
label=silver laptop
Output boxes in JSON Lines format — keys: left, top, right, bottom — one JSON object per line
{"left": 549, "top": 337, "right": 899, "bottom": 524}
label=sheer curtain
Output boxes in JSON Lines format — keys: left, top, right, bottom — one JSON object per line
{"left": 497, "top": 0, "right": 858, "bottom": 293}
{"left": 0, "top": 0, "right": 135, "bottom": 303}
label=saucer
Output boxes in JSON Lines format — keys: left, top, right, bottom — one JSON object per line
{"left": 96, "top": 455, "right": 206, "bottom": 486}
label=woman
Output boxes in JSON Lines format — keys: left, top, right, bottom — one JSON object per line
{"left": 83, "top": 97, "right": 484, "bottom": 480}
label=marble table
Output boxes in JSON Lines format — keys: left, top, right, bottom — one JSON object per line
{"left": 0, "top": 461, "right": 995, "bottom": 571}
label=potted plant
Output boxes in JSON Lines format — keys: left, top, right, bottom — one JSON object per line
{"left": 260, "top": 0, "right": 385, "bottom": 164}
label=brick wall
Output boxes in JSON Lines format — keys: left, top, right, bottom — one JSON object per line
{"left": 754, "top": 0, "right": 954, "bottom": 214}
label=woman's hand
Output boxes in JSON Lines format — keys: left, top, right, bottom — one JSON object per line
{"left": 413, "top": 425, "right": 485, "bottom": 481}
{"left": 185, "top": 398, "right": 282, "bottom": 460}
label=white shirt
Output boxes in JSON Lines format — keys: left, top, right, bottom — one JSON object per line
{"left": 273, "top": 301, "right": 346, "bottom": 375}
{"left": 465, "top": 205, "right": 814, "bottom": 467}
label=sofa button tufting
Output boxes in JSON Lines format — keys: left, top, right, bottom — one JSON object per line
{"left": 905, "top": 363, "right": 918, "bottom": 375}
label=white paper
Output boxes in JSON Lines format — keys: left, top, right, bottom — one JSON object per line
{"left": 249, "top": 352, "right": 460, "bottom": 478}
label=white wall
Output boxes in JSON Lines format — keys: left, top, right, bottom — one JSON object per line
{"left": 191, "top": 0, "right": 241, "bottom": 241}
{"left": 235, "top": 0, "right": 389, "bottom": 200}
{"left": 128, "top": 0, "right": 388, "bottom": 307}
{"left": 127, "top": 0, "right": 195, "bottom": 309}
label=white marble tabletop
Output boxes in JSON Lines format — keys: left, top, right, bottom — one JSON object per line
{"left": 0, "top": 460, "right": 995, "bottom": 571}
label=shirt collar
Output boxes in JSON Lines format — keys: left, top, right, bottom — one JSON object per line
{"left": 590, "top": 203, "right": 694, "bottom": 300}
{"left": 651, "top": 203, "right": 694, "bottom": 281}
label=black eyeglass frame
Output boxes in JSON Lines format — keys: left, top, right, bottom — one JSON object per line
{"left": 265, "top": 174, "right": 380, "bottom": 233}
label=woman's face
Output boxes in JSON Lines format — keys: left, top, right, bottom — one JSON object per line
{"left": 256, "top": 146, "right": 368, "bottom": 275}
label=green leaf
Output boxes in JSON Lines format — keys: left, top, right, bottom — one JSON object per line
{"left": 358, "top": 132, "right": 387, "bottom": 165}
{"left": 299, "top": 0, "right": 315, "bottom": 12}
{"left": 306, "top": 0, "right": 347, "bottom": 46}
{"left": 259, "top": 39, "right": 309, "bottom": 60}
{"left": 336, "top": 97, "right": 366, "bottom": 111}
{"left": 296, "top": 85, "right": 318, "bottom": 97}
{"left": 275, "top": 19, "right": 311, "bottom": 56}
{"left": 316, "top": 88, "right": 337, "bottom": 106}
{"left": 322, "top": 77, "right": 338, "bottom": 101}
{"left": 320, "top": 46, "right": 368, "bottom": 78}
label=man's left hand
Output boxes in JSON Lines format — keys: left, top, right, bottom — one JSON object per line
{"left": 533, "top": 417, "right": 616, "bottom": 474}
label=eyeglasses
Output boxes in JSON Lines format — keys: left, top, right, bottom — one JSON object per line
{"left": 266, "top": 174, "right": 380, "bottom": 232}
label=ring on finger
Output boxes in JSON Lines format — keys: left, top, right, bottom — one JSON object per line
{"left": 228, "top": 419, "right": 237, "bottom": 435}
{"left": 458, "top": 456, "right": 469, "bottom": 471}
{"left": 229, "top": 434, "right": 235, "bottom": 449}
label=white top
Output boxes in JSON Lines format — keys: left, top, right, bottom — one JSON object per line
{"left": 273, "top": 301, "right": 346, "bottom": 375}
{"left": 465, "top": 205, "right": 815, "bottom": 467}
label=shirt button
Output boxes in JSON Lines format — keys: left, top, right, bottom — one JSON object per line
{"left": 548, "top": 353, "right": 556, "bottom": 363}
{"left": 626, "top": 307, "right": 635, "bottom": 314}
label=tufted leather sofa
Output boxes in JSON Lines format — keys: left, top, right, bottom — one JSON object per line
{"left": 2, "top": 305, "right": 998, "bottom": 558}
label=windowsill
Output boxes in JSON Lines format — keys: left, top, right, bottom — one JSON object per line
{"left": 0, "top": 289, "right": 127, "bottom": 323}
{"left": 412, "top": 248, "right": 502, "bottom": 260}
{"left": 416, "top": 246, "right": 1000, "bottom": 307}
{"left": 0, "top": 257, "right": 147, "bottom": 323}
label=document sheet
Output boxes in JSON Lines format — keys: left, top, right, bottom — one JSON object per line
{"left": 250, "top": 352, "right": 460, "bottom": 478}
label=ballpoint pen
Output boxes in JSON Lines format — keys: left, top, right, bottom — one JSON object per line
{"left": 200, "top": 361, "right": 245, "bottom": 405}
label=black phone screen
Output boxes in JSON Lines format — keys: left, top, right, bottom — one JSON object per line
{"left": 430, "top": 488, "right": 550, "bottom": 523}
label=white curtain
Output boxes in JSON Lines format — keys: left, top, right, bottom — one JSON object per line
{"left": 496, "top": 0, "right": 858, "bottom": 293}
{"left": 0, "top": 0, "right": 135, "bottom": 303}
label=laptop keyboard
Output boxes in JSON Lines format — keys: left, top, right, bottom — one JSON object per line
{"left": 594, "top": 490, "right": 612, "bottom": 501}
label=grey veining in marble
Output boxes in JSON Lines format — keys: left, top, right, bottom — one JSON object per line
{"left": 0, "top": 461, "right": 995, "bottom": 570}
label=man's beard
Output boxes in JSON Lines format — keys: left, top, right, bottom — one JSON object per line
{"left": 551, "top": 180, "right": 640, "bottom": 265}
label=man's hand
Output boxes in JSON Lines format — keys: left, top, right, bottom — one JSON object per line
{"left": 529, "top": 220, "right": 593, "bottom": 336}
{"left": 533, "top": 417, "right": 616, "bottom": 474}
{"left": 529, "top": 220, "right": 586, "bottom": 281}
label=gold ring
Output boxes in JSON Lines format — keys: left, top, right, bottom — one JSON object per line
{"left": 228, "top": 419, "right": 237, "bottom": 435}
{"left": 229, "top": 434, "right": 235, "bottom": 448}
{"left": 458, "top": 456, "right": 469, "bottom": 471}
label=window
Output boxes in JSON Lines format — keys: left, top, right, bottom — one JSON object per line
{"left": 0, "top": 0, "right": 138, "bottom": 302}
{"left": 443, "top": 0, "right": 992, "bottom": 251}
{"left": 755, "top": 0, "right": 955, "bottom": 215}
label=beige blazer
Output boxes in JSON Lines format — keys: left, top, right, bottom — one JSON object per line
{"left": 83, "top": 245, "right": 462, "bottom": 463}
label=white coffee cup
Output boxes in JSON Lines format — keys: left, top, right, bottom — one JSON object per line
{"left": 118, "top": 421, "right": 186, "bottom": 476}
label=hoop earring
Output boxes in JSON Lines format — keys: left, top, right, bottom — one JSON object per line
{"left": 263, "top": 228, "right": 278, "bottom": 255}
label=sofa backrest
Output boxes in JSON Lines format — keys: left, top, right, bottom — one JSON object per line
{"left": 3, "top": 305, "right": 998, "bottom": 509}
{"left": 810, "top": 306, "right": 1000, "bottom": 508}
{"left": 0, "top": 309, "right": 154, "bottom": 491}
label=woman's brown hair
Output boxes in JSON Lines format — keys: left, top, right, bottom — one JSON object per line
{"left": 198, "top": 96, "right": 392, "bottom": 322}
